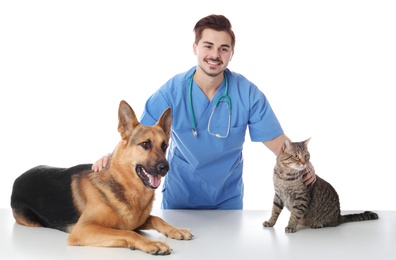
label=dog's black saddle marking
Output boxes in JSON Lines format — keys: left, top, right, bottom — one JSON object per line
{"left": 11, "top": 164, "right": 92, "bottom": 232}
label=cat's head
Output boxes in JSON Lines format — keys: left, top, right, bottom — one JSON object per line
{"left": 277, "top": 138, "right": 311, "bottom": 171}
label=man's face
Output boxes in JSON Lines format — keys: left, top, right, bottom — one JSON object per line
{"left": 193, "top": 28, "right": 234, "bottom": 77}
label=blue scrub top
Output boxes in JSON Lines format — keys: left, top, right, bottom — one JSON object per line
{"left": 140, "top": 66, "right": 283, "bottom": 209}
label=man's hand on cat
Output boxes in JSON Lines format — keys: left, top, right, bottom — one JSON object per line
{"left": 303, "top": 162, "right": 316, "bottom": 186}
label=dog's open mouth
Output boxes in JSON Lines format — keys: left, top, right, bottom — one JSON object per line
{"left": 136, "top": 166, "right": 161, "bottom": 189}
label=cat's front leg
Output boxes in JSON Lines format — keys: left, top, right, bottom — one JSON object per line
{"left": 285, "top": 220, "right": 297, "bottom": 233}
{"left": 285, "top": 200, "right": 308, "bottom": 233}
{"left": 263, "top": 196, "right": 284, "bottom": 227}
{"left": 286, "top": 210, "right": 302, "bottom": 233}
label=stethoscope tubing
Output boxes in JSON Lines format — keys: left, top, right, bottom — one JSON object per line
{"left": 189, "top": 71, "right": 231, "bottom": 138}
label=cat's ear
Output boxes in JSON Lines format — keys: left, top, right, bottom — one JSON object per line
{"left": 304, "top": 137, "right": 311, "bottom": 147}
{"left": 283, "top": 138, "right": 293, "bottom": 151}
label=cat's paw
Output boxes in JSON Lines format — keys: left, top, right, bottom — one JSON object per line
{"left": 263, "top": 221, "right": 275, "bottom": 227}
{"left": 285, "top": 226, "right": 297, "bottom": 233}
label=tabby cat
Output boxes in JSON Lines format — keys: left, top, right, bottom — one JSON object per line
{"left": 263, "top": 138, "right": 378, "bottom": 233}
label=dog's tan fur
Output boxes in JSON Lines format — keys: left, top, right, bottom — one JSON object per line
{"left": 11, "top": 100, "right": 193, "bottom": 255}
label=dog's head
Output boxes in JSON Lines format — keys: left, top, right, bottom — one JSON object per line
{"left": 114, "top": 100, "right": 172, "bottom": 190}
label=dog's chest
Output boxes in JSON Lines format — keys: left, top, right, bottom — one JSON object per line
{"left": 113, "top": 192, "right": 153, "bottom": 227}
{"left": 116, "top": 207, "right": 151, "bottom": 230}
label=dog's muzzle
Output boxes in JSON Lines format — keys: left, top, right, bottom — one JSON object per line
{"left": 136, "top": 161, "right": 169, "bottom": 189}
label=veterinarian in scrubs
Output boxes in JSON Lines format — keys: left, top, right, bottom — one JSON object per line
{"left": 93, "top": 14, "right": 316, "bottom": 209}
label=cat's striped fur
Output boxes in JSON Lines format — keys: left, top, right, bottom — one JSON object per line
{"left": 263, "top": 138, "right": 378, "bottom": 233}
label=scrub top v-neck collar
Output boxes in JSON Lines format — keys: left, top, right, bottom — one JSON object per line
{"left": 188, "top": 71, "right": 228, "bottom": 131}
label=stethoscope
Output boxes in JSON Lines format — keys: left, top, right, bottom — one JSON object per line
{"left": 189, "top": 71, "right": 232, "bottom": 138}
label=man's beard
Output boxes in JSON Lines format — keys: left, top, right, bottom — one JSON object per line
{"left": 198, "top": 64, "right": 224, "bottom": 78}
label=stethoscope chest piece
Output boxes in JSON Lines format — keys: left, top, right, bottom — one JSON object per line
{"left": 192, "top": 128, "right": 198, "bottom": 138}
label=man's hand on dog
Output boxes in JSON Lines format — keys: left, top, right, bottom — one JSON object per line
{"left": 92, "top": 153, "right": 111, "bottom": 172}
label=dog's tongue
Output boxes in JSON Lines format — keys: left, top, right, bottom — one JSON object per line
{"left": 149, "top": 174, "right": 161, "bottom": 188}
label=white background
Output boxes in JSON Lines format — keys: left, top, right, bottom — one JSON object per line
{"left": 1, "top": 0, "right": 395, "bottom": 211}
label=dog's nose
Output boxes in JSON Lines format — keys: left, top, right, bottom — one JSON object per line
{"left": 157, "top": 161, "right": 169, "bottom": 176}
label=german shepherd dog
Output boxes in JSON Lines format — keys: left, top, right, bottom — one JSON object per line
{"left": 11, "top": 100, "right": 193, "bottom": 255}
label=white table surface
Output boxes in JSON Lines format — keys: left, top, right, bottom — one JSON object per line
{"left": 1, "top": 208, "right": 395, "bottom": 260}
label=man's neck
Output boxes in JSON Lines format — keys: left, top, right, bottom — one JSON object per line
{"left": 194, "top": 69, "right": 224, "bottom": 101}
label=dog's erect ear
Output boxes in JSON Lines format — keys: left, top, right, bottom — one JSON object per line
{"left": 155, "top": 107, "right": 172, "bottom": 139}
{"left": 118, "top": 100, "right": 139, "bottom": 141}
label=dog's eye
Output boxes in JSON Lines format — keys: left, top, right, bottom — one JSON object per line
{"left": 140, "top": 141, "right": 152, "bottom": 150}
{"left": 161, "top": 142, "right": 168, "bottom": 152}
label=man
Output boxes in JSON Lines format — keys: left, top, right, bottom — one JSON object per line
{"left": 93, "top": 14, "right": 316, "bottom": 209}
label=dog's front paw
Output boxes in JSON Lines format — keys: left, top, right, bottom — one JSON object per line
{"left": 166, "top": 228, "right": 193, "bottom": 240}
{"left": 139, "top": 241, "right": 173, "bottom": 255}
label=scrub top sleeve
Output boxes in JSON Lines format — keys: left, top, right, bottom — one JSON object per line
{"left": 248, "top": 88, "right": 284, "bottom": 142}
{"left": 140, "top": 90, "right": 171, "bottom": 126}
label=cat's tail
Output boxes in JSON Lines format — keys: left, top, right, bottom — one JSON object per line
{"left": 341, "top": 211, "right": 379, "bottom": 224}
